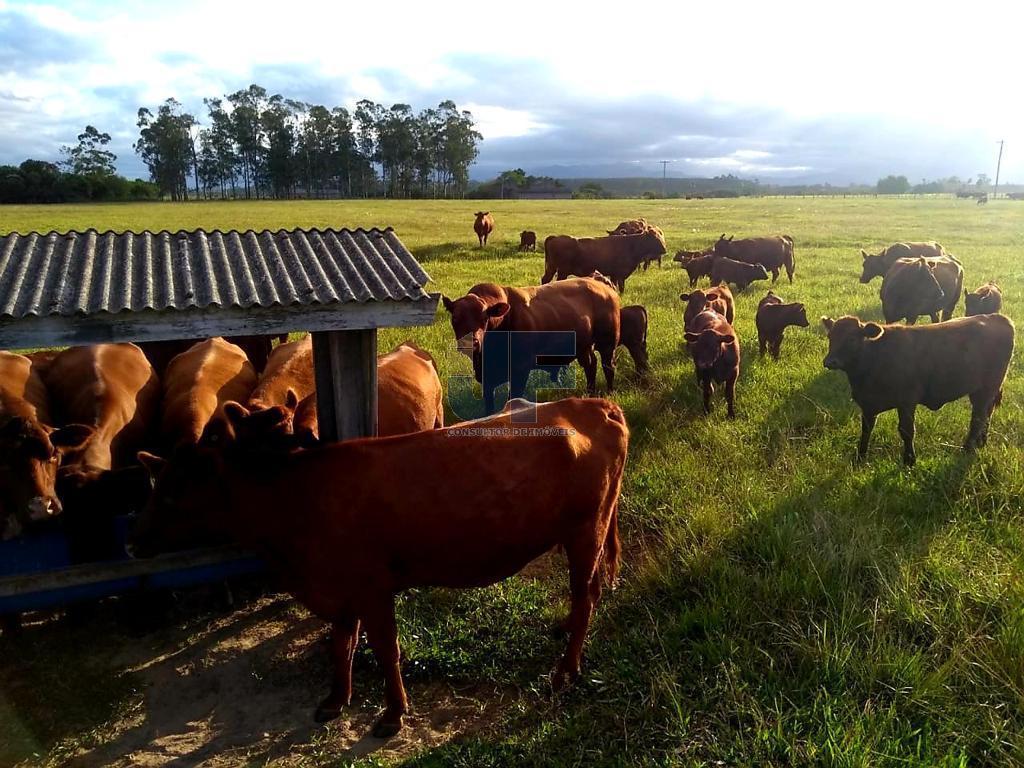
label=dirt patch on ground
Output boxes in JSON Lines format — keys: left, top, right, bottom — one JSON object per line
{"left": 4, "top": 590, "right": 519, "bottom": 767}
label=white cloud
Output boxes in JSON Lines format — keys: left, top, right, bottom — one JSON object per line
{"left": 461, "top": 104, "right": 548, "bottom": 140}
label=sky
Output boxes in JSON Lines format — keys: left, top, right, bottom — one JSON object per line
{"left": 0, "top": 0, "right": 1020, "bottom": 185}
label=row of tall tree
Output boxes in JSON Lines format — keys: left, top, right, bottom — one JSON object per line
{"left": 133, "top": 85, "right": 482, "bottom": 201}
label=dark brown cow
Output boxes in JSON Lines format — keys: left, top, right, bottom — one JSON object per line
{"left": 619, "top": 305, "right": 649, "bottom": 376}
{"left": 130, "top": 397, "right": 629, "bottom": 737}
{"left": 443, "top": 279, "right": 620, "bottom": 411}
{"left": 43, "top": 344, "right": 160, "bottom": 471}
{"left": 711, "top": 256, "right": 769, "bottom": 291}
{"left": 680, "top": 284, "right": 735, "bottom": 328}
{"left": 542, "top": 229, "right": 667, "bottom": 292}
{"left": 859, "top": 242, "right": 946, "bottom": 283}
{"left": 474, "top": 211, "right": 494, "bottom": 246}
{"left": 160, "top": 338, "right": 258, "bottom": 452}
{"left": 714, "top": 234, "right": 795, "bottom": 283}
{"left": 675, "top": 251, "right": 716, "bottom": 287}
{"left": 519, "top": 230, "right": 537, "bottom": 252}
{"left": 684, "top": 310, "right": 740, "bottom": 417}
{"left": 880, "top": 255, "right": 964, "bottom": 324}
{"left": 822, "top": 314, "right": 1014, "bottom": 465}
{"left": 608, "top": 220, "right": 663, "bottom": 269}
{"left": 0, "top": 352, "right": 91, "bottom": 539}
{"left": 755, "top": 291, "right": 809, "bottom": 359}
{"left": 965, "top": 282, "right": 1002, "bottom": 316}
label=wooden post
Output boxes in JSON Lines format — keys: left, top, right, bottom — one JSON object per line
{"left": 312, "top": 329, "right": 378, "bottom": 442}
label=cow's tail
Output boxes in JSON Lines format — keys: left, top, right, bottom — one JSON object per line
{"left": 602, "top": 502, "right": 621, "bottom": 589}
{"left": 783, "top": 234, "right": 795, "bottom": 282}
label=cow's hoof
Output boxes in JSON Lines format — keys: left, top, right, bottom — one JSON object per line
{"left": 314, "top": 701, "right": 343, "bottom": 723}
{"left": 550, "top": 666, "right": 579, "bottom": 693}
{"left": 372, "top": 716, "right": 403, "bottom": 739}
{"left": 549, "top": 617, "right": 570, "bottom": 639}
{"left": 727, "top": 410, "right": 736, "bottom": 420}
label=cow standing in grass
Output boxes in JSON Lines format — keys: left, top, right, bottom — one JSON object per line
{"left": 859, "top": 242, "right": 946, "bottom": 283}
{"left": 474, "top": 212, "right": 494, "bottom": 246}
{"left": 755, "top": 291, "right": 809, "bottom": 359}
{"left": 880, "top": 255, "right": 964, "bottom": 324}
{"left": 684, "top": 310, "right": 740, "bottom": 418}
{"left": 822, "top": 314, "right": 1014, "bottom": 465}
{"left": 714, "top": 234, "right": 795, "bottom": 283}
{"left": 542, "top": 229, "right": 667, "bottom": 292}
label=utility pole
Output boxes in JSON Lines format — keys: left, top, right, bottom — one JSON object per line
{"left": 659, "top": 160, "right": 671, "bottom": 198}
{"left": 994, "top": 140, "right": 1004, "bottom": 200}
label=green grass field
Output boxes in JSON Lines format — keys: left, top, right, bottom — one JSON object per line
{"left": 3, "top": 198, "right": 1024, "bottom": 766}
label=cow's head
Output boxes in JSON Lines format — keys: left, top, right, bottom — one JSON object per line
{"left": 442, "top": 292, "right": 510, "bottom": 358}
{"left": 684, "top": 326, "right": 735, "bottom": 371}
{"left": 0, "top": 418, "right": 93, "bottom": 540}
{"left": 129, "top": 443, "right": 228, "bottom": 558}
{"left": 859, "top": 249, "right": 889, "bottom": 283}
{"left": 679, "top": 290, "right": 711, "bottom": 321}
{"left": 714, "top": 234, "right": 734, "bottom": 257}
{"left": 965, "top": 283, "right": 999, "bottom": 316}
{"left": 641, "top": 226, "right": 667, "bottom": 256}
{"left": 751, "top": 263, "right": 771, "bottom": 281}
{"left": 790, "top": 303, "right": 810, "bottom": 327}
{"left": 822, "top": 316, "right": 884, "bottom": 371}
{"left": 910, "top": 257, "right": 946, "bottom": 306}
{"left": 474, "top": 211, "right": 490, "bottom": 220}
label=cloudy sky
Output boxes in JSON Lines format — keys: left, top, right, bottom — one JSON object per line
{"left": 1, "top": 0, "right": 1020, "bottom": 184}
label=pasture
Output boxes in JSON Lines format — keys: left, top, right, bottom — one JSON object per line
{"left": 2, "top": 197, "right": 1024, "bottom": 766}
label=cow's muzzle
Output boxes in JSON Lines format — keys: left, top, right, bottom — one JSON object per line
{"left": 27, "top": 495, "right": 61, "bottom": 520}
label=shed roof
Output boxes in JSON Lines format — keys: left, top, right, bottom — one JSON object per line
{"left": 0, "top": 227, "right": 437, "bottom": 348}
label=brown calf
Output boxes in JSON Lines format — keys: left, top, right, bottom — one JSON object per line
{"left": 755, "top": 291, "right": 809, "bottom": 358}
{"left": 474, "top": 212, "right": 494, "bottom": 246}
{"left": 684, "top": 310, "right": 740, "bottom": 418}
{"left": 822, "top": 314, "right": 1014, "bottom": 465}
{"left": 711, "top": 256, "right": 769, "bottom": 291}
{"left": 619, "top": 305, "right": 649, "bottom": 376}
{"left": 519, "top": 230, "right": 537, "bottom": 251}
{"left": 965, "top": 282, "right": 1002, "bottom": 316}
{"left": 130, "top": 397, "right": 629, "bottom": 738}
{"left": 675, "top": 251, "right": 716, "bottom": 287}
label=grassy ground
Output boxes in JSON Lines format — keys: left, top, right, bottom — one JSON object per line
{"left": 3, "top": 198, "right": 1024, "bottom": 766}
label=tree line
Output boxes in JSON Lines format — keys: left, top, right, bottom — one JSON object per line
{"left": 134, "top": 85, "right": 482, "bottom": 201}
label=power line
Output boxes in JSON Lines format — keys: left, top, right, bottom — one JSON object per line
{"left": 659, "top": 160, "right": 672, "bottom": 198}
{"left": 994, "top": 140, "right": 1004, "bottom": 200}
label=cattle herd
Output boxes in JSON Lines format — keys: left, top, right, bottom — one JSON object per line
{"left": 0, "top": 215, "right": 1014, "bottom": 739}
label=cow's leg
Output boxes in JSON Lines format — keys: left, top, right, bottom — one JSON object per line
{"left": 552, "top": 531, "right": 604, "bottom": 691}
{"left": 758, "top": 333, "right": 767, "bottom": 356}
{"left": 580, "top": 349, "right": 598, "bottom": 394}
{"left": 702, "top": 375, "right": 714, "bottom": 415}
{"left": 616, "top": 278, "right": 626, "bottom": 293}
{"left": 362, "top": 597, "right": 408, "bottom": 738}
{"left": 858, "top": 410, "right": 877, "bottom": 461}
{"left": 907, "top": 316, "right": 918, "bottom": 325}
{"left": 315, "top": 615, "right": 362, "bottom": 722}
{"left": 724, "top": 373, "right": 737, "bottom": 419}
{"left": 770, "top": 336, "right": 782, "bottom": 360}
{"left": 771, "top": 267, "right": 780, "bottom": 283}
{"left": 540, "top": 265, "right": 556, "bottom": 284}
{"left": 966, "top": 391, "right": 995, "bottom": 450}
{"left": 930, "top": 312, "right": 940, "bottom": 324}
{"left": 897, "top": 404, "right": 917, "bottom": 466}
{"left": 786, "top": 265, "right": 794, "bottom": 283}
{"left": 597, "top": 342, "right": 616, "bottom": 392}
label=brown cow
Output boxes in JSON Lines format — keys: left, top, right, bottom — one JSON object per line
{"left": 248, "top": 337, "right": 315, "bottom": 413}
{"left": 680, "top": 284, "right": 735, "bottom": 328}
{"left": 0, "top": 352, "right": 91, "bottom": 539}
{"left": 43, "top": 344, "right": 160, "bottom": 471}
{"left": 675, "top": 251, "right": 716, "bottom": 287}
{"left": 542, "top": 229, "right": 667, "bottom": 292}
{"left": 711, "top": 256, "right": 769, "bottom": 291}
{"left": 714, "top": 234, "right": 795, "bottom": 283}
{"left": 859, "top": 242, "right": 946, "bottom": 283}
{"left": 965, "top": 282, "right": 1002, "bottom": 316}
{"left": 160, "top": 338, "right": 258, "bottom": 452}
{"left": 443, "top": 279, "right": 620, "bottom": 412}
{"left": 755, "top": 291, "right": 809, "bottom": 359}
{"left": 519, "top": 231, "right": 537, "bottom": 252}
{"left": 608, "top": 219, "right": 662, "bottom": 269}
{"left": 139, "top": 335, "right": 286, "bottom": 376}
{"left": 474, "top": 212, "right": 494, "bottom": 246}
{"left": 130, "top": 397, "right": 629, "bottom": 737}
{"left": 684, "top": 310, "right": 740, "bottom": 418}
{"left": 619, "top": 305, "right": 649, "bottom": 376}
{"left": 822, "top": 314, "right": 1014, "bottom": 465}
{"left": 880, "top": 255, "right": 963, "bottom": 324}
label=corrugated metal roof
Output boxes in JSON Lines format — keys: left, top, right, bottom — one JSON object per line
{"left": 0, "top": 227, "right": 431, "bottom": 319}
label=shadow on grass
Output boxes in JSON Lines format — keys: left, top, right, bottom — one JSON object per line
{"left": 412, "top": 242, "right": 530, "bottom": 265}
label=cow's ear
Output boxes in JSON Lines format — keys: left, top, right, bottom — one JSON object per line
{"left": 684, "top": 332, "right": 700, "bottom": 343}
{"left": 137, "top": 451, "right": 168, "bottom": 477}
{"left": 223, "top": 401, "right": 249, "bottom": 427}
{"left": 679, "top": 292, "right": 690, "bottom": 302}
{"left": 486, "top": 302, "right": 510, "bottom": 319}
{"left": 483, "top": 211, "right": 490, "bottom": 216}
{"left": 862, "top": 322, "right": 884, "bottom": 340}
{"left": 50, "top": 423, "right": 94, "bottom": 451}
{"left": 860, "top": 249, "right": 868, "bottom": 259}
{"left": 441, "top": 295, "right": 455, "bottom": 313}
{"left": 728, "top": 235, "right": 734, "bottom": 241}
{"left": 285, "top": 388, "right": 299, "bottom": 411}
{"left": 719, "top": 233, "right": 726, "bottom": 241}
{"left": 717, "top": 334, "right": 735, "bottom": 345}
{"left": 821, "top": 316, "right": 835, "bottom": 331}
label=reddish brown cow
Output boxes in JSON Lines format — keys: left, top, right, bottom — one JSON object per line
{"left": 711, "top": 256, "right": 769, "bottom": 291}
{"left": 265, "top": 342, "right": 444, "bottom": 445}
{"left": 684, "top": 310, "right": 740, "bottom": 418}
{"left": 474, "top": 212, "right": 494, "bottom": 246}
{"left": 859, "top": 242, "right": 946, "bottom": 283}
{"left": 0, "top": 352, "right": 91, "bottom": 539}
{"left": 965, "top": 282, "right": 1002, "bottom": 316}
{"left": 248, "top": 337, "right": 315, "bottom": 413}
{"left": 160, "top": 338, "right": 258, "bottom": 451}
{"left": 139, "top": 335, "right": 286, "bottom": 376}
{"left": 755, "top": 291, "right": 809, "bottom": 359}
{"left": 680, "top": 284, "right": 735, "bottom": 328}
{"left": 714, "top": 234, "right": 795, "bottom": 283}
{"left": 608, "top": 220, "right": 663, "bottom": 269}
{"left": 822, "top": 314, "right": 1014, "bottom": 465}
{"left": 675, "top": 251, "right": 716, "bottom": 286}
{"left": 619, "top": 305, "right": 649, "bottom": 376}
{"left": 542, "top": 229, "right": 667, "bottom": 292}
{"left": 443, "top": 279, "right": 620, "bottom": 411}
{"left": 130, "top": 397, "right": 629, "bottom": 737}
{"left": 43, "top": 344, "right": 160, "bottom": 471}
{"left": 880, "top": 255, "right": 964, "bottom": 324}
{"left": 519, "top": 230, "right": 537, "bottom": 252}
